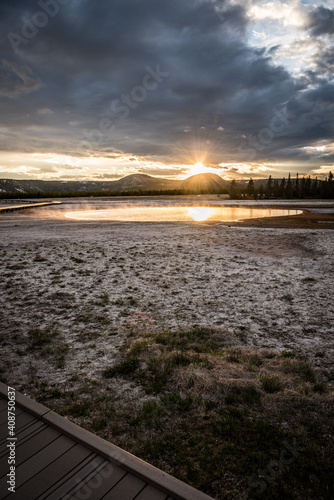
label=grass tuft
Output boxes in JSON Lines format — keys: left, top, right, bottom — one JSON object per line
{"left": 260, "top": 373, "right": 284, "bottom": 393}
{"left": 102, "top": 358, "right": 140, "bottom": 378}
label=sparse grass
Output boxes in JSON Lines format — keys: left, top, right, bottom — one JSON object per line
{"left": 313, "top": 380, "right": 328, "bottom": 393}
{"left": 27, "top": 327, "right": 59, "bottom": 349}
{"left": 102, "top": 358, "right": 140, "bottom": 378}
{"left": 3, "top": 304, "right": 334, "bottom": 500}
{"left": 284, "top": 360, "right": 316, "bottom": 383}
{"left": 71, "top": 256, "right": 85, "bottom": 264}
{"left": 260, "top": 373, "right": 284, "bottom": 393}
{"left": 92, "top": 417, "right": 107, "bottom": 431}
{"left": 225, "top": 384, "right": 261, "bottom": 405}
{"left": 40, "top": 326, "right": 325, "bottom": 499}
{"left": 248, "top": 354, "right": 263, "bottom": 369}
{"left": 69, "top": 401, "right": 92, "bottom": 417}
{"left": 26, "top": 327, "right": 69, "bottom": 368}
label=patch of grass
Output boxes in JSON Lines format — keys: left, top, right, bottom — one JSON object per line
{"left": 282, "top": 351, "right": 296, "bottom": 358}
{"left": 225, "top": 348, "right": 241, "bottom": 363}
{"left": 313, "top": 381, "right": 328, "bottom": 393}
{"left": 102, "top": 358, "right": 140, "bottom": 378}
{"left": 128, "top": 339, "right": 150, "bottom": 357}
{"left": 26, "top": 327, "right": 69, "bottom": 368}
{"left": 71, "top": 256, "right": 85, "bottom": 264}
{"left": 39, "top": 329, "right": 332, "bottom": 500}
{"left": 249, "top": 354, "right": 263, "bottom": 369}
{"left": 142, "top": 401, "right": 163, "bottom": 420}
{"left": 27, "top": 328, "right": 59, "bottom": 350}
{"left": 92, "top": 417, "right": 107, "bottom": 431}
{"left": 284, "top": 360, "right": 316, "bottom": 383}
{"left": 260, "top": 373, "right": 284, "bottom": 393}
{"left": 225, "top": 384, "right": 261, "bottom": 405}
{"left": 153, "top": 326, "right": 225, "bottom": 353}
{"left": 69, "top": 401, "right": 92, "bottom": 417}
{"left": 169, "top": 351, "right": 193, "bottom": 367}
{"left": 161, "top": 393, "right": 193, "bottom": 413}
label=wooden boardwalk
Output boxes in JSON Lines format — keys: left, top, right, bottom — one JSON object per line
{"left": 0, "top": 201, "right": 61, "bottom": 213}
{"left": 0, "top": 383, "right": 213, "bottom": 500}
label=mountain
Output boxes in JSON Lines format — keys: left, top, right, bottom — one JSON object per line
{"left": 180, "top": 173, "right": 230, "bottom": 192}
{"left": 112, "top": 174, "right": 178, "bottom": 191}
{"left": 0, "top": 173, "right": 230, "bottom": 197}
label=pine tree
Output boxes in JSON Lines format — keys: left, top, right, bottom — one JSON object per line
{"left": 305, "top": 176, "right": 312, "bottom": 197}
{"left": 259, "top": 184, "right": 264, "bottom": 199}
{"left": 293, "top": 173, "right": 299, "bottom": 198}
{"left": 300, "top": 177, "right": 306, "bottom": 198}
{"left": 247, "top": 178, "right": 255, "bottom": 198}
{"left": 311, "top": 177, "right": 318, "bottom": 197}
{"left": 279, "top": 177, "right": 286, "bottom": 197}
{"left": 273, "top": 179, "right": 280, "bottom": 197}
{"left": 327, "top": 171, "right": 334, "bottom": 199}
{"left": 286, "top": 173, "right": 293, "bottom": 198}
{"left": 265, "top": 175, "right": 273, "bottom": 198}
{"left": 229, "top": 179, "right": 240, "bottom": 199}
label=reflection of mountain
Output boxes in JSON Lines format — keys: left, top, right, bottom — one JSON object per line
{"left": 0, "top": 173, "right": 231, "bottom": 195}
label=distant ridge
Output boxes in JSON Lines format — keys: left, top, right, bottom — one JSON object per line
{"left": 181, "top": 173, "right": 229, "bottom": 192}
{"left": 0, "top": 173, "right": 230, "bottom": 196}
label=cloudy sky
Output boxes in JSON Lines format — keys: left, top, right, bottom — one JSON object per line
{"left": 0, "top": 0, "right": 333, "bottom": 181}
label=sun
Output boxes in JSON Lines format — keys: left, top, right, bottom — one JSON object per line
{"left": 188, "top": 162, "right": 209, "bottom": 176}
{"left": 185, "top": 162, "right": 222, "bottom": 177}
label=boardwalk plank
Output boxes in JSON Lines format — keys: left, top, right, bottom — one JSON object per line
{"left": 11, "top": 443, "right": 93, "bottom": 500}
{"left": 100, "top": 472, "right": 146, "bottom": 499}
{"left": 0, "top": 405, "right": 24, "bottom": 422}
{"left": 41, "top": 454, "right": 106, "bottom": 500}
{"left": 0, "top": 435, "right": 74, "bottom": 496}
{"left": 0, "top": 421, "right": 46, "bottom": 455}
{"left": 0, "top": 426, "right": 60, "bottom": 475}
{"left": 134, "top": 483, "right": 169, "bottom": 500}
{"left": 0, "top": 407, "right": 24, "bottom": 428}
{"left": 0, "top": 400, "right": 8, "bottom": 412}
{"left": 70, "top": 462, "right": 127, "bottom": 500}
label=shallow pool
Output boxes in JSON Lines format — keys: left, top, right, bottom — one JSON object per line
{"left": 65, "top": 206, "right": 302, "bottom": 222}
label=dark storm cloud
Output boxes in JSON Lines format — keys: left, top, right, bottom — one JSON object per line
{"left": 0, "top": 0, "right": 333, "bottom": 175}
{"left": 138, "top": 167, "right": 189, "bottom": 176}
{"left": 0, "top": 58, "right": 42, "bottom": 98}
{"left": 307, "top": 6, "right": 334, "bottom": 36}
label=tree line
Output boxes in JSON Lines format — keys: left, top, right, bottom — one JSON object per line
{"left": 0, "top": 187, "right": 229, "bottom": 200}
{"left": 229, "top": 172, "right": 334, "bottom": 200}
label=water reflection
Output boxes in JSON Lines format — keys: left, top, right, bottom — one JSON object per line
{"left": 65, "top": 206, "right": 302, "bottom": 222}
{"left": 186, "top": 207, "right": 215, "bottom": 221}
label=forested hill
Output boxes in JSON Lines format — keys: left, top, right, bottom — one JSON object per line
{"left": 0, "top": 173, "right": 230, "bottom": 197}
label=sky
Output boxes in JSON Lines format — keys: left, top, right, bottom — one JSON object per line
{"left": 0, "top": 0, "right": 333, "bottom": 181}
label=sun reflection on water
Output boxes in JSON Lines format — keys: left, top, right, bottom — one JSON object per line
{"left": 186, "top": 207, "right": 215, "bottom": 221}
{"left": 65, "top": 206, "right": 302, "bottom": 222}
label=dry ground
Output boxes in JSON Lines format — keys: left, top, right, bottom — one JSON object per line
{"left": 0, "top": 198, "right": 333, "bottom": 499}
